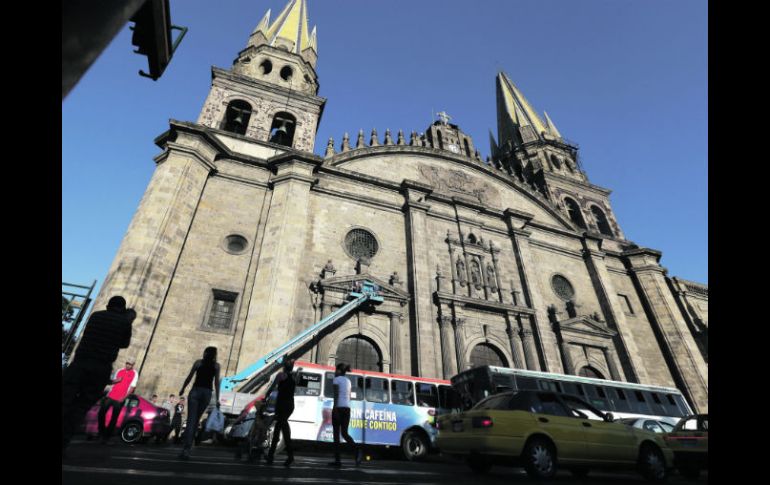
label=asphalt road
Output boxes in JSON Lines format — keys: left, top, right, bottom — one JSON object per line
{"left": 62, "top": 439, "right": 707, "bottom": 485}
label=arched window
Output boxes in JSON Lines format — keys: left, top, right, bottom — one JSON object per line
{"left": 467, "top": 233, "right": 477, "bottom": 244}
{"left": 470, "top": 343, "right": 508, "bottom": 368}
{"left": 336, "top": 335, "right": 382, "bottom": 372}
{"left": 564, "top": 197, "right": 586, "bottom": 229}
{"left": 591, "top": 206, "right": 614, "bottom": 237}
{"left": 565, "top": 159, "right": 575, "bottom": 174}
{"left": 578, "top": 366, "right": 605, "bottom": 379}
{"left": 223, "top": 100, "right": 252, "bottom": 135}
{"left": 464, "top": 139, "right": 471, "bottom": 157}
{"left": 550, "top": 155, "right": 562, "bottom": 170}
{"left": 269, "top": 112, "right": 296, "bottom": 147}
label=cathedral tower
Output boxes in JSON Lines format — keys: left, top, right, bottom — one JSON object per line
{"left": 197, "top": 0, "right": 324, "bottom": 152}
{"left": 494, "top": 72, "right": 624, "bottom": 241}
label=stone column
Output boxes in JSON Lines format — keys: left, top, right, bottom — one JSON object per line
{"left": 602, "top": 346, "right": 622, "bottom": 381}
{"left": 453, "top": 317, "right": 468, "bottom": 372}
{"left": 91, "top": 131, "right": 217, "bottom": 372}
{"left": 389, "top": 311, "right": 403, "bottom": 375}
{"left": 504, "top": 209, "right": 562, "bottom": 372}
{"left": 439, "top": 315, "right": 457, "bottom": 378}
{"left": 520, "top": 327, "right": 539, "bottom": 371}
{"left": 401, "top": 180, "right": 440, "bottom": 377}
{"left": 505, "top": 314, "right": 525, "bottom": 368}
{"left": 238, "top": 153, "right": 323, "bottom": 370}
{"left": 581, "top": 235, "right": 646, "bottom": 382}
{"left": 559, "top": 337, "right": 576, "bottom": 375}
{"left": 625, "top": 248, "right": 709, "bottom": 413}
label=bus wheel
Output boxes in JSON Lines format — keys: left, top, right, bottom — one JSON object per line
{"left": 401, "top": 430, "right": 429, "bottom": 461}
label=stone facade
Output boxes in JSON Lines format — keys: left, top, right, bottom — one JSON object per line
{"left": 82, "top": 2, "right": 708, "bottom": 413}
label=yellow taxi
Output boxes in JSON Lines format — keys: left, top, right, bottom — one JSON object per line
{"left": 663, "top": 414, "right": 708, "bottom": 479}
{"left": 437, "top": 390, "right": 673, "bottom": 482}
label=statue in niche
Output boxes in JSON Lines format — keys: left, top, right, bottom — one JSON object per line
{"left": 321, "top": 259, "right": 336, "bottom": 279}
{"left": 356, "top": 257, "right": 371, "bottom": 275}
{"left": 470, "top": 260, "right": 482, "bottom": 289}
{"left": 486, "top": 263, "right": 497, "bottom": 290}
{"left": 456, "top": 258, "right": 466, "bottom": 286}
{"left": 566, "top": 300, "right": 579, "bottom": 319}
{"left": 591, "top": 311, "right": 604, "bottom": 323}
{"left": 389, "top": 271, "right": 401, "bottom": 286}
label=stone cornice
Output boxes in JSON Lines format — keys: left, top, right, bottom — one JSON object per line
{"left": 435, "top": 291, "right": 535, "bottom": 316}
{"left": 267, "top": 151, "right": 324, "bottom": 171}
{"left": 400, "top": 179, "right": 434, "bottom": 194}
{"left": 155, "top": 141, "right": 217, "bottom": 173}
{"left": 270, "top": 172, "right": 317, "bottom": 187}
{"left": 622, "top": 247, "right": 663, "bottom": 259}
{"left": 327, "top": 144, "right": 576, "bottom": 230}
{"left": 529, "top": 240, "right": 584, "bottom": 260}
{"left": 544, "top": 171, "right": 612, "bottom": 196}
{"left": 628, "top": 265, "right": 668, "bottom": 275}
{"left": 311, "top": 186, "right": 402, "bottom": 214}
{"left": 211, "top": 66, "right": 326, "bottom": 107}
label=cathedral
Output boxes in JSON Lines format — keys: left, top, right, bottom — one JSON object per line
{"left": 84, "top": 0, "right": 708, "bottom": 412}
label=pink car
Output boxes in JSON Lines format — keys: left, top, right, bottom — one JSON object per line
{"left": 81, "top": 394, "right": 171, "bottom": 444}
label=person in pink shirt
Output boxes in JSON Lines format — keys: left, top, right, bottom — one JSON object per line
{"left": 98, "top": 358, "right": 139, "bottom": 443}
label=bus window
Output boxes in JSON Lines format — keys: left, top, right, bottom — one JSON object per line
{"left": 607, "top": 387, "right": 630, "bottom": 412}
{"left": 365, "top": 377, "right": 389, "bottom": 403}
{"left": 538, "top": 380, "right": 562, "bottom": 393}
{"left": 416, "top": 383, "right": 438, "bottom": 407}
{"left": 647, "top": 392, "right": 666, "bottom": 415}
{"left": 673, "top": 394, "right": 691, "bottom": 416}
{"left": 492, "top": 373, "right": 514, "bottom": 393}
{"left": 295, "top": 372, "right": 322, "bottom": 396}
{"left": 391, "top": 380, "right": 415, "bottom": 406}
{"left": 561, "top": 382, "right": 579, "bottom": 397}
{"left": 323, "top": 372, "right": 335, "bottom": 398}
{"left": 662, "top": 393, "right": 681, "bottom": 417}
{"left": 632, "top": 390, "right": 652, "bottom": 414}
{"left": 575, "top": 384, "right": 586, "bottom": 397}
{"left": 585, "top": 384, "right": 608, "bottom": 410}
{"left": 438, "top": 385, "right": 461, "bottom": 411}
{"left": 348, "top": 375, "right": 364, "bottom": 401}
{"left": 514, "top": 375, "right": 538, "bottom": 391}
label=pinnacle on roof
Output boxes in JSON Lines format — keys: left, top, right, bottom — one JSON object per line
{"left": 497, "top": 72, "right": 548, "bottom": 135}
{"left": 255, "top": 0, "right": 316, "bottom": 54}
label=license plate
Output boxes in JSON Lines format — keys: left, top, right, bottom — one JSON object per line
{"left": 452, "top": 421, "right": 464, "bottom": 432}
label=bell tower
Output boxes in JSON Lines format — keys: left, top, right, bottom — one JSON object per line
{"left": 196, "top": 0, "right": 325, "bottom": 152}
{"left": 493, "top": 72, "right": 624, "bottom": 240}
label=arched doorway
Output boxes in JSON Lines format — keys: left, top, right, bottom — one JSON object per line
{"left": 336, "top": 335, "right": 382, "bottom": 372}
{"left": 578, "top": 366, "right": 605, "bottom": 379}
{"left": 469, "top": 343, "right": 508, "bottom": 368}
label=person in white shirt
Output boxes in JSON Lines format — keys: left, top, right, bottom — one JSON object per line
{"left": 328, "top": 363, "right": 362, "bottom": 467}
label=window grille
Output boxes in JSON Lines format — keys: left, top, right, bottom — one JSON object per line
{"left": 552, "top": 275, "right": 575, "bottom": 301}
{"left": 207, "top": 290, "right": 238, "bottom": 330}
{"left": 344, "top": 229, "right": 379, "bottom": 260}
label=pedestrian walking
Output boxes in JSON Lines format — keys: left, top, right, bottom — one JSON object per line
{"left": 98, "top": 358, "right": 139, "bottom": 443}
{"left": 328, "top": 362, "right": 362, "bottom": 467}
{"left": 177, "top": 346, "right": 221, "bottom": 460}
{"left": 62, "top": 296, "right": 136, "bottom": 454}
{"left": 265, "top": 359, "right": 296, "bottom": 467}
{"left": 171, "top": 397, "right": 185, "bottom": 443}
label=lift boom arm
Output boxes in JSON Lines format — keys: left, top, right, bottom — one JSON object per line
{"left": 220, "top": 280, "right": 383, "bottom": 394}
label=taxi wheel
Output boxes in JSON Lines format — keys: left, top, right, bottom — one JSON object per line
{"left": 402, "top": 430, "right": 429, "bottom": 461}
{"left": 638, "top": 444, "right": 667, "bottom": 482}
{"left": 522, "top": 437, "right": 557, "bottom": 479}
{"left": 467, "top": 455, "right": 493, "bottom": 474}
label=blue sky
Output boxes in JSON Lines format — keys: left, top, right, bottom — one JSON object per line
{"left": 62, "top": 0, "right": 707, "bottom": 312}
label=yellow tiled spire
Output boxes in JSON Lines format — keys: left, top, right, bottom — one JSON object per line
{"left": 497, "top": 72, "right": 548, "bottom": 135}
{"left": 262, "top": 0, "right": 314, "bottom": 54}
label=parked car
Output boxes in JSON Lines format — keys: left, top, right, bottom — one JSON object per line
{"left": 81, "top": 394, "right": 171, "bottom": 444}
{"left": 620, "top": 417, "right": 676, "bottom": 434}
{"left": 663, "top": 414, "right": 708, "bottom": 480}
{"left": 436, "top": 390, "right": 673, "bottom": 482}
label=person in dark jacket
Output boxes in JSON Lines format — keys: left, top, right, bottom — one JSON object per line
{"left": 62, "top": 296, "right": 136, "bottom": 454}
{"left": 265, "top": 358, "right": 296, "bottom": 467}
{"left": 178, "top": 346, "right": 221, "bottom": 460}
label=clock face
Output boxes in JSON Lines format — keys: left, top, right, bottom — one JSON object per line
{"left": 447, "top": 143, "right": 460, "bottom": 154}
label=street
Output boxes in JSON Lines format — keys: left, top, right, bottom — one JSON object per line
{"left": 62, "top": 439, "right": 707, "bottom": 485}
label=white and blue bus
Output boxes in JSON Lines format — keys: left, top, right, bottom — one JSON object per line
{"left": 239, "top": 361, "right": 459, "bottom": 460}
{"left": 451, "top": 366, "right": 693, "bottom": 426}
